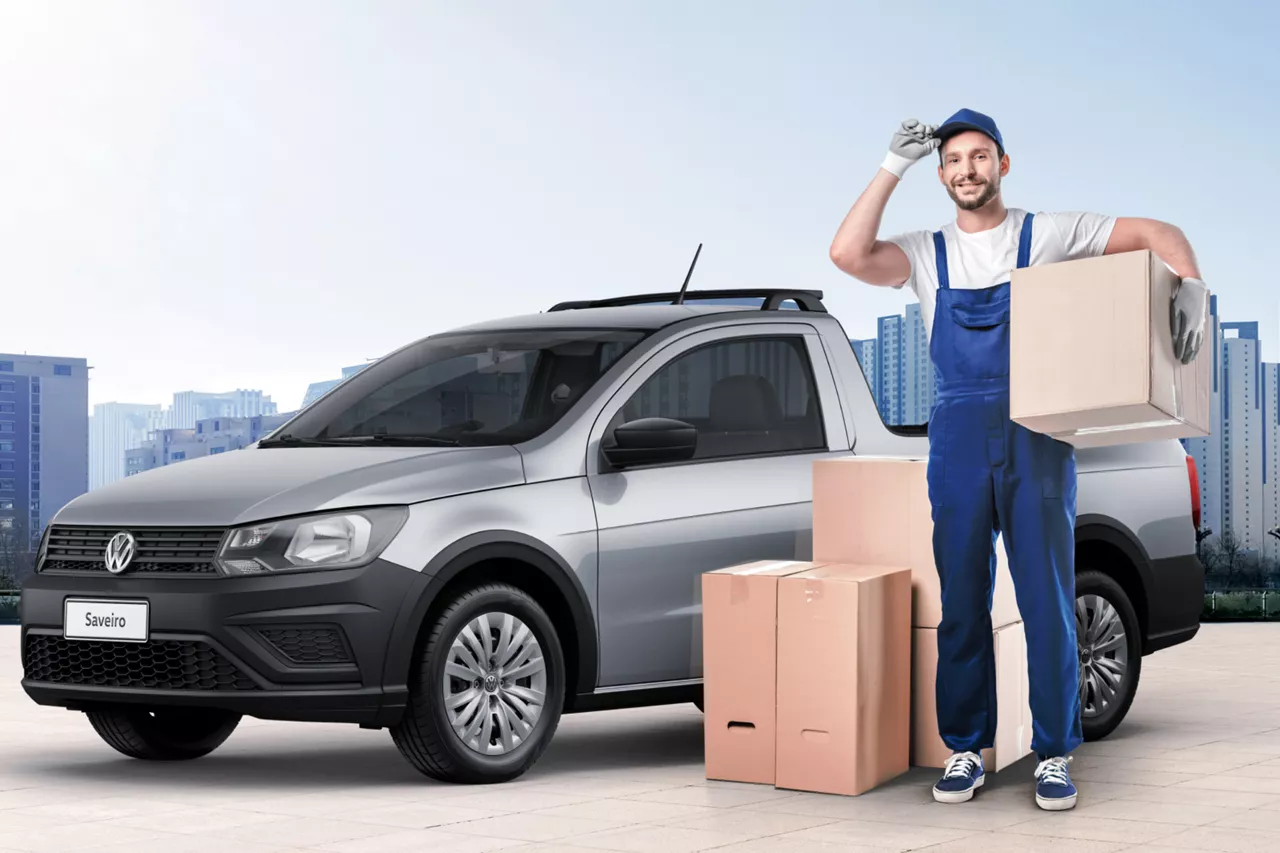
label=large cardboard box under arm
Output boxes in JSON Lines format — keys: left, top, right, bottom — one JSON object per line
{"left": 911, "top": 621, "right": 1032, "bottom": 773}
{"left": 1010, "top": 249, "right": 1211, "bottom": 447}
{"left": 701, "top": 560, "right": 830, "bottom": 785}
{"left": 775, "top": 563, "right": 912, "bottom": 796}
{"left": 812, "top": 456, "right": 1021, "bottom": 630}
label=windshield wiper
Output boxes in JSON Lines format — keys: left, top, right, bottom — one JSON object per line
{"left": 257, "top": 433, "right": 353, "bottom": 448}
{"left": 320, "top": 434, "right": 463, "bottom": 447}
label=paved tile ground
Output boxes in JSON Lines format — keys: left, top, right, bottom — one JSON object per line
{"left": 3, "top": 623, "right": 1280, "bottom": 852}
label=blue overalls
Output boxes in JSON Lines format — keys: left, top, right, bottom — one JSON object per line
{"left": 926, "top": 212, "right": 1082, "bottom": 760}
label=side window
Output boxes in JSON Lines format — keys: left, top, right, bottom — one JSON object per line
{"left": 618, "top": 335, "right": 825, "bottom": 460}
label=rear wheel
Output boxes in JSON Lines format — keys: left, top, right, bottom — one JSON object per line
{"left": 391, "top": 582, "right": 566, "bottom": 784}
{"left": 1076, "top": 569, "right": 1142, "bottom": 741}
{"left": 86, "top": 706, "right": 241, "bottom": 760}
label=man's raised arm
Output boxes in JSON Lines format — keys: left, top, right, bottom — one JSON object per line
{"left": 829, "top": 119, "right": 938, "bottom": 287}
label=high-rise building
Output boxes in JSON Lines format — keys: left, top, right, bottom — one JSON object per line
{"left": 851, "top": 304, "right": 936, "bottom": 427}
{"left": 876, "top": 314, "right": 904, "bottom": 424}
{"left": 89, "top": 402, "right": 164, "bottom": 490}
{"left": 851, "top": 339, "right": 877, "bottom": 399}
{"left": 167, "top": 389, "right": 277, "bottom": 430}
{"left": 1263, "top": 362, "right": 1280, "bottom": 563}
{"left": 1181, "top": 295, "right": 1280, "bottom": 557}
{"left": 902, "top": 303, "right": 936, "bottom": 425}
{"left": 0, "top": 353, "right": 89, "bottom": 549}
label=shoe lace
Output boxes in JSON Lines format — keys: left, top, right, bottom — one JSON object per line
{"left": 942, "top": 751, "right": 982, "bottom": 780}
{"left": 1035, "top": 755, "right": 1072, "bottom": 787}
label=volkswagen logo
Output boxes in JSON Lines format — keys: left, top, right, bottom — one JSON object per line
{"left": 104, "top": 531, "right": 137, "bottom": 574}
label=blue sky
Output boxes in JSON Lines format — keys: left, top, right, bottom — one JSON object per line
{"left": 1, "top": 2, "right": 1275, "bottom": 409}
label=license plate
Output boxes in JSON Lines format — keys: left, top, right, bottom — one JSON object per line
{"left": 63, "top": 598, "right": 149, "bottom": 643}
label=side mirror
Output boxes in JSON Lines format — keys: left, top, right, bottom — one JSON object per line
{"left": 602, "top": 417, "right": 697, "bottom": 468}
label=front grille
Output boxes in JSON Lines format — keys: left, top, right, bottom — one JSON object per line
{"left": 256, "top": 626, "right": 353, "bottom": 665}
{"left": 23, "top": 635, "right": 259, "bottom": 691}
{"left": 40, "top": 526, "right": 225, "bottom": 576}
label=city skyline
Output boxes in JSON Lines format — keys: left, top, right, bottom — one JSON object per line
{"left": 2, "top": 5, "right": 1277, "bottom": 411}
{"left": 11, "top": 284, "right": 1280, "bottom": 569}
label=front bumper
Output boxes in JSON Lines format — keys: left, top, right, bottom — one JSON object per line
{"left": 18, "top": 558, "right": 421, "bottom": 725}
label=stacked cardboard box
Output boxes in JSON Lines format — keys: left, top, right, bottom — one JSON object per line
{"left": 702, "top": 559, "right": 913, "bottom": 795}
{"left": 812, "top": 456, "right": 1033, "bottom": 773}
{"left": 1010, "top": 249, "right": 1211, "bottom": 447}
{"left": 774, "top": 563, "right": 912, "bottom": 796}
{"left": 702, "top": 560, "right": 817, "bottom": 786}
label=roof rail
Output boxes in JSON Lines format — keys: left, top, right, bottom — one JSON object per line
{"left": 548, "top": 288, "right": 827, "bottom": 313}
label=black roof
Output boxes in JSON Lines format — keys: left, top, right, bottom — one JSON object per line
{"left": 448, "top": 289, "right": 829, "bottom": 334}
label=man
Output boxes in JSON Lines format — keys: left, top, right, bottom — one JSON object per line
{"left": 828, "top": 109, "right": 1208, "bottom": 812}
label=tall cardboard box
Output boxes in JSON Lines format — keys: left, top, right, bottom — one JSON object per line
{"left": 812, "top": 456, "right": 1021, "bottom": 630}
{"left": 1010, "top": 249, "right": 1211, "bottom": 447}
{"left": 774, "top": 563, "right": 912, "bottom": 797}
{"left": 701, "top": 560, "right": 829, "bottom": 784}
{"left": 911, "top": 621, "right": 1033, "bottom": 773}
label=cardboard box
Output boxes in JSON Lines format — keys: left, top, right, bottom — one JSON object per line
{"left": 1010, "top": 249, "right": 1211, "bottom": 447}
{"left": 812, "top": 456, "right": 1021, "bottom": 630}
{"left": 910, "top": 621, "right": 1032, "bottom": 773}
{"left": 701, "top": 560, "right": 829, "bottom": 784}
{"left": 774, "top": 563, "right": 913, "bottom": 797}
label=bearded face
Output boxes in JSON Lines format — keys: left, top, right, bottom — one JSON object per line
{"left": 938, "top": 132, "right": 1006, "bottom": 212}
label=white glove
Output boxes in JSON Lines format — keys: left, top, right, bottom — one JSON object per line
{"left": 1171, "top": 276, "right": 1208, "bottom": 364}
{"left": 881, "top": 119, "right": 940, "bottom": 179}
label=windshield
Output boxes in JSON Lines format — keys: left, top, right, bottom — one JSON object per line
{"left": 263, "top": 328, "right": 646, "bottom": 447}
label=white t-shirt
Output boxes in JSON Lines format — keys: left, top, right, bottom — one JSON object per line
{"left": 886, "top": 208, "right": 1116, "bottom": 341}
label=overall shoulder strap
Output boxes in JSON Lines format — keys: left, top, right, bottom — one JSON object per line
{"left": 1016, "top": 212, "right": 1035, "bottom": 269}
{"left": 932, "top": 230, "right": 950, "bottom": 289}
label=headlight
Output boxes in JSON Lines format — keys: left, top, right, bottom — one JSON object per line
{"left": 216, "top": 507, "right": 409, "bottom": 576}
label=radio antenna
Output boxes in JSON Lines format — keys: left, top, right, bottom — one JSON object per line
{"left": 672, "top": 243, "right": 703, "bottom": 305}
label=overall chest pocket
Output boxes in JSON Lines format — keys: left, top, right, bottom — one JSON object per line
{"left": 948, "top": 301, "right": 1009, "bottom": 330}
{"left": 945, "top": 297, "right": 1011, "bottom": 379}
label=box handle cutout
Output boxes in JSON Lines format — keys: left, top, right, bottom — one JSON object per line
{"left": 727, "top": 721, "right": 756, "bottom": 731}
{"left": 801, "top": 729, "right": 831, "bottom": 742}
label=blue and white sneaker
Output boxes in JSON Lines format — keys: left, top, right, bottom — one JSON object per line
{"left": 1034, "top": 755, "right": 1077, "bottom": 810}
{"left": 933, "top": 751, "right": 985, "bottom": 803}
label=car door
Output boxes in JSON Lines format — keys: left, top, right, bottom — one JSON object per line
{"left": 587, "top": 322, "right": 849, "bottom": 688}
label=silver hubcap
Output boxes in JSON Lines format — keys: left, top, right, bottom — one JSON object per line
{"left": 1076, "top": 593, "right": 1129, "bottom": 719}
{"left": 443, "top": 612, "right": 546, "bottom": 756}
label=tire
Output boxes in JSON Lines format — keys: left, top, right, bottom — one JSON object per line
{"left": 1076, "top": 569, "right": 1142, "bottom": 742}
{"left": 85, "top": 706, "right": 241, "bottom": 760}
{"left": 390, "top": 582, "right": 566, "bottom": 784}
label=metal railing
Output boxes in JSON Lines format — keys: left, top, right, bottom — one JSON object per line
{"left": 1202, "top": 589, "right": 1280, "bottom": 620}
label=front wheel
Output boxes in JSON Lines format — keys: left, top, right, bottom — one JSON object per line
{"left": 390, "top": 582, "right": 566, "bottom": 784}
{"left": 85, "top": 706, "right": 241, "bottom": 760}
{"left": 1076, "top": 569, "right": 1142, "bottom": 742}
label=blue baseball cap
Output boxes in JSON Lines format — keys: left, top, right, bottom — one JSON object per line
{"left": 935, "top": 108, "right": 1004, "bottom": 153}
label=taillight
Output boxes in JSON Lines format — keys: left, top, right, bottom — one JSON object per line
{"left": 1186, "top": 454, "right": 1201, "bottom": 531}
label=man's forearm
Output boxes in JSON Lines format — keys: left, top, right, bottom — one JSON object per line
{"left": 1108, "top": 217, "right": 1202, "bottom": 279}
{"left": 828, "top": 168, "right": 903, "bottom": 283}
{"left": 1145, "top": 220, "right": 1202, "bottom": 280}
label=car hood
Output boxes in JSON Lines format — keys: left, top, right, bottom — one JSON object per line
{"left": 54, "top": 444, "right": 527, "bottom": 528}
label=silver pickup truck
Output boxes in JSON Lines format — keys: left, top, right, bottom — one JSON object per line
{"left": 19, "top": 288, "right": 1203, "bottom": 784}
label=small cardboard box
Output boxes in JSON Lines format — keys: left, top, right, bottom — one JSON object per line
{"left": 910, "top": 621, "right": 1032, "bottom": 773}
{"left": 774, "top": 563, "right": 913, "bottom": 797}
{"left": 1010, "top": 249, "right": 1211, "bottom": 447}
{"left": 811, "top": 456, "right": 1021, "bottom": 630}
{"left": 701, "top": 560, "right": 829, "bottom": 785}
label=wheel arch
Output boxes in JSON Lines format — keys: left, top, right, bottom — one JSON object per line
{"left": 1074, "top": 514, "right": 1156, "bottom": 652}
{"left": 381, "top": 531, "right": 598, "bottom": 708}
